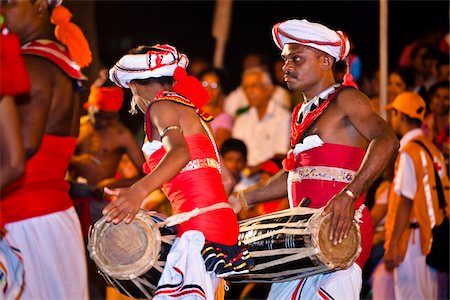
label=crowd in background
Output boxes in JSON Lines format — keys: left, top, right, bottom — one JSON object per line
{"left": 1, "top": 2, "right": 448, "bottom": 298}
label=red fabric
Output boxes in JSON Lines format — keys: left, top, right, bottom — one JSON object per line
{"left": 172, "top": 67, "right": 210, "bottom": 109}
{"left": 291, "top": 143, "right": 373, "bottom": 268}
{"left": 71, "top": 197, "right": 93, "bottom": 237}
{"left": 84, "top": 86, "right": 124, "bottom": 112}
{"left": 290, "top": 86, "right": 347, "bottom": 147}
{"left": 21, "top": 39, "right": 86, "bottom": 80}
{"left": 0, "top": 135, "right": 77, "bottom": 226}
{"left": 0, "top": 27, "right": 30, "bottom": 96}
{"left": 144, "top": 134, "right": 239, "bottom": 246}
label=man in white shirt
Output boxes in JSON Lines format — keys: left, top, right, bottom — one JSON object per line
{"left": 232, "top": 67, "right": 291, "bottom": 171}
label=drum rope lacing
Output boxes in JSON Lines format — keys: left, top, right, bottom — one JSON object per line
{"left": 157, "top": 202, "right": 231, "bottom": 228}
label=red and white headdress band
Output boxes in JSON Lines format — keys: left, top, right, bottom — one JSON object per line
{"left": 109, "top": 44, "right": 189, "bottom": 88}
{"left": 272, "top": 19, "right": 350, "bottom": 61}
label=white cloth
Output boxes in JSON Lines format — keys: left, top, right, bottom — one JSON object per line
{"left": 268, "top": 264, "right": 362, "bottom": 300}
{"left": 232, "top": 100, "right": 291, "bottom": 166}
{"left": 109, "top": 44, "right": 189, "bottom": 88}
{"left": 371, "top": 260, "right": 395, "bottom": 300}
{"left": 154, "top": 230, "right": 220, "bottom": 300}
{"left": 224, "top": 85, "right": 291, "bottom": 117}
{"left": 4, "top": 208, "right": 88, "bottom": 300}
{"left": 272, "top": 19, "right": 350, "bottom": 61}
{"left": 142, "top": 140, "right": 164, "bottom": 157}
{"left": 394, "top": 128, "right": 424, "bottom": 199}
{"left": 0, "top": 238, "right": 24, "bottom": 300}
{"left": 393, "top": 229, "right": 438, "bottom": 300}
{"left": 287, "top": 134, "right": 324, "bottom": 207}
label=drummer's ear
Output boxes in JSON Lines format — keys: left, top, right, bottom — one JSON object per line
{"left": 299, "top": 197, "right": 311, "bottom": 207}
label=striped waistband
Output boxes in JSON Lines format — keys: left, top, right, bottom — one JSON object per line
{"left": 290, "top": 166, "right": 356, "bottom": 183}
{"left": 180, "top": 158, "right": 219, "bottom": 173}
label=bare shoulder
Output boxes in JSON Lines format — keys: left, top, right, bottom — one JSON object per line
{"left": 150, "top": 100, "right": 184, "bottom": 120}
{"left": 336, "top": 87, "right": 371, "bottom": 106}
{"left": 23, "top": 55, "right": 53, "bottom": 92}
{"left": 335, "top": 87, "right": 373, "bottom": 116}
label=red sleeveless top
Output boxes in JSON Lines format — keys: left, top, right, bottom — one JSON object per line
{"left": 143, "top": 134, "right": 239, "bottom": 246}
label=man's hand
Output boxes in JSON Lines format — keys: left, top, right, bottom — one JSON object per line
{"left": 384, "top": 244, "right": 400, "bottom": 272}
{"left": 102, "top": 186, "right": 146, "bottom": 224}
{"left": 228, "top": 192, "right": 243, "bottom": 214}
{"left": 322, "top": 190, "right": 355, "bottom": 245}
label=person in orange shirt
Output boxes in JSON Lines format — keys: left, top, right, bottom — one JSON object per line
{"left": 384, "top": 92, "right": 449, "bottom": 299}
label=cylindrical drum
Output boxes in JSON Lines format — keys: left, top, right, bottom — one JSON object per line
{"left": 87, "top": 210, "right": 177, "bottom": 299}
{"left": 227, "top": 207, "right": 361, "bottom": 283}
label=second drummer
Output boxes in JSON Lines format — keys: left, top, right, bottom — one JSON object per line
{"left": 230, "top": 19, "right": 399, "bottom": 299}
{"left": 103, "top": 44, "right": 253, "bottom": 299}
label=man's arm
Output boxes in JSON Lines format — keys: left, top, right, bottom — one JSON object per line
{"left": 20, "top": 56, "right": 53, "bottom": 158}
{"left": 0, "top": 96, "right": 25, "bottom": 189}
{"left": 230, "top": 170, "right": 288, "bottom": 213}
{"left": 102, "top": 128, "right": 146, "bottom": 189}
{"left": 324, "top": 88, "right": 399, "bottom": 244}
{"left": 103, "top": 101, "right": 191, "bottom": 224}
{"left": 384, "top": 195, "right": 413, "bottom": 271}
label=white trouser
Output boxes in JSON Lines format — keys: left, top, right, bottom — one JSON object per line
{"left": 5, "top": 207, "right": 88, "bottom": 300}
{"left": 268, "top": 264, "right": 362, "bottom": 300}
{"left": 393, "top": 229, "right": 438, "bottom": 300}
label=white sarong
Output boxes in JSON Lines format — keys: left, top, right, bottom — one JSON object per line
{"left": 154, "top": 230, "right": 221, "bottom": 300}
{"left": 5, "top": 207, "right": 88, "bottom": 300}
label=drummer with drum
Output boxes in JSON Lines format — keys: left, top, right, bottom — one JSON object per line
{"left": 101, "top": 44, "right": 254, "bottom": 299}
{"left": 230, "top": 19, "right": 399, "bottom": 299}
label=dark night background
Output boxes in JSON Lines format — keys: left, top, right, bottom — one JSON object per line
{"left": 81, "top": 0, "right": 449, "bottom": 133}
{"left": 94, "top": 1, "right": 448, "bottom": 77}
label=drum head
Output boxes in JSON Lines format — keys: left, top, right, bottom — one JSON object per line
{"left": 315, "top": 214, "right": 361, "bottom": 269}
{"left": 88, "top": 210, "right": 162, "bottom": 280}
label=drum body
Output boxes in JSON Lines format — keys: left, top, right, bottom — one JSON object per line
{"left": 227, "top": 207, "right": 361, "bottom": 283}
{"left": 87, "top": 210, "right": 177, "bottom": 299}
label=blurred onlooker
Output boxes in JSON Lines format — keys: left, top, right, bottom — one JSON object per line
{"left": 410, "top": 43, "right": 437, "bottom": 99}
{"left": 436, "top": 51, "right": 450, "bottom": 82}
{"left": 422, "top": 80, "right": 449, "bottom": 172}
{"left": 387, "top": 68, "right": 415, "bottom": 104}
{"left": 232, "top": 67, "right": 290, "bottom": 170}
{"left": 384, "top": 92, "right": 449, "bottom": 300}
{"left": 69, "top": 70, "right": 145, "bottom": 204}
{"left": 370, "top": 68, "right": 414, "bottom": 117}
{"left": 187, "top": 56, "right": 210, "bottom": 77}
{"left": 199, "top": 68, "right": 233, "bottom": 149}
{"left": 220, "top": 138, "right": 258, "bottom": 192}
{"left": 224, "top": 53, "right": 291, "bottom": 116}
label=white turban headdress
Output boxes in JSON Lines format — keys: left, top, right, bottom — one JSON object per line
{"left": 109, "top": 44, "right": 189, "bottom": 88}
{"left": 272, "top": 19, "right": 350, "bottom": 61}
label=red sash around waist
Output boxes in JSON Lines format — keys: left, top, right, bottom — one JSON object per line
{"left": 1, "top": 135, "right": 77, "bottom": 226}
{"left": 144, "top": 134, "right": 239, "bottom": 246}
{"left": 290, "top": 143, "right": 372, "bottom": 267}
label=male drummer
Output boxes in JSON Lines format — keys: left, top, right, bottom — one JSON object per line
{"left": 230, "top": 19, "right": 399, "bottom": 299}
{"left": 1, "top": 0, "right": 90, "bottom": 298}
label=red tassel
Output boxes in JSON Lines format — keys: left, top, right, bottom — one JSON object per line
{"left": 282, "top": 150, "right": 296, "bottom": 171}
{"left": 172, "top": 66, "right": 210, "bottom": 108}
{"left": 51, "top": 5, "right": 92, "bottom": 68}
{"left": 342, "top": 73, "right": 358, "bottom": 89}
{"left": 0, "top": 27, "right": 30, "bottom": 96}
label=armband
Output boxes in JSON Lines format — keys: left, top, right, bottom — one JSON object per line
{"left": 160, "top": 125, "right": 183, "bottom": 139}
